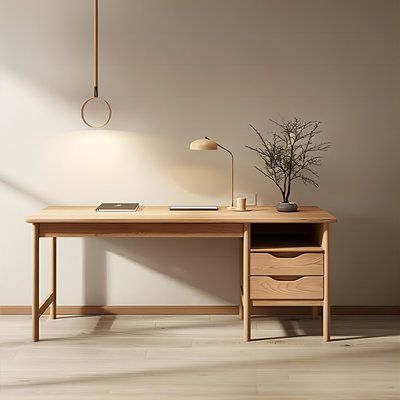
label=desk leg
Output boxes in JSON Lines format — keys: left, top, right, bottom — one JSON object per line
{"left": 322, "top": 223, "right": 330, "bottom": 341}
{"left": 50, "top": 238, "right": 57, "bottom": 319}
{"left": 32, "top": 224, "right": 40, "bottom": 342}
{"left": 243, "top": 223, "right": 251, "bottom": 341}
{"left": 239, "top": 236, "right": 244, "bottom": 320}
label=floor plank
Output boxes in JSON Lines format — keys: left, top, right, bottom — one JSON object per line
{"left": 0, "top": 315, "right": 399, "bottom": 399}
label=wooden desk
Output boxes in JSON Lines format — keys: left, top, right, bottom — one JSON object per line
{"left": 26, "top": 205, "right": 336, "bottom": 342}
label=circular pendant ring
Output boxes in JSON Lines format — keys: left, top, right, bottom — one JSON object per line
{"left": 80, "top": 97, "right": 112, "bottom": 128}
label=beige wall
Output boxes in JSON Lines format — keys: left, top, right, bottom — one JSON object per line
{"left": 1, "top": 0, "right": 399, "bottom": 306}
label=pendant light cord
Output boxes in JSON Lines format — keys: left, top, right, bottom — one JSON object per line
{"left": 93, "top": 0, "right": 99, "bottom": 97}
{"left": 80, "top": 0, "right": 112, "bottom": 128}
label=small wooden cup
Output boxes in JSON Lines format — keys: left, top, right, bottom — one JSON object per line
{"left": 236, "top": 197, "right": 247, "bottom": 211}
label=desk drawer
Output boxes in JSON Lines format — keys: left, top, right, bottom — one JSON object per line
{"left": 250, "top": 276, "right": 323, "bottom": 299}
{"left": 250, "top": 252, "right": 323, "bottom": 276}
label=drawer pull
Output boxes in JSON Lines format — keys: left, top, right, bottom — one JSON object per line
{"left": 269, "top": 275, "right": 303, "bottom": 281}
{"left": 269, "top": 252, "right": 303, "bottom": 258}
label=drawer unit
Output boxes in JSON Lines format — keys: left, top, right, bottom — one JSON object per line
{"left": 250, "top": 276, "right": 323, "bottom": 300}
{"left": 241, "top": 221, "right": 335, "bottom": 342}
{"left": 250, "top": 252, "right": 323, "bottom": 276}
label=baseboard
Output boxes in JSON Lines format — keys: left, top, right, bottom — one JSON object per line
{"left": 331, "top": 306, "right": 400, "bottom": 315}
{"left": 0, "top": 305, "right": 238, "bottom": 315}
{"left": 1, "top": 305, "right": 399, "bottom": 316}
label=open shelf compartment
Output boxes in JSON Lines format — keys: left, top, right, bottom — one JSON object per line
{"left": 250, "top": 223, "right": 323, "bottom": 252}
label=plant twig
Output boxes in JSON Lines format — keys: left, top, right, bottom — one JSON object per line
{"left": 246, "top": 118, "right": 330, "bottom": 203}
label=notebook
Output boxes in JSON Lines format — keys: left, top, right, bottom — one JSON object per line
{"left": 95, "top": 203, "right": 139, "bottom": 212}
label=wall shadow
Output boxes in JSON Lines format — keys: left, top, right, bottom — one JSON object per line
{"left": 83, "top": 239, "right": 108, "bottom": 306}
{"left": 0, "top": 175, "right": 55, "bottom": 205}
{"left": 82, "top": 237, "right": 241, "bottom": 306}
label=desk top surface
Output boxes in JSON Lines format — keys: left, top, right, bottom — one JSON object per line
{"left": 26, "top": 206, "right": 337, "bottom": 224}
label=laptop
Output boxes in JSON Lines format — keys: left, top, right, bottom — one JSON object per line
{"left": 169, "top": 205, "right": 218, "bottom": 211}
{"left": 95, "top": 203, "right": 139, "bottom": 212}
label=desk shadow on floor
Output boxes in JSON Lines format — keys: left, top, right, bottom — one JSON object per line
{"left": 251, "top": 315, "right": 400, "bottom": 342}
{"left": 2, "top": 340, "right": 399, "bottom": 392}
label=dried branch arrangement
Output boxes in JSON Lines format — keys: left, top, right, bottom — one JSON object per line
{"left": 247, "top": 118, "right": 330, "bottom": 204}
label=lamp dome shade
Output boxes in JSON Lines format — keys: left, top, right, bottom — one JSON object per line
{"left": 190, "top": 138, "right": 218, "bottom": 150}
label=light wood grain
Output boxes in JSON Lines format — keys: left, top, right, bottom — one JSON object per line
{"left": 250, "top": 276, "right": 323, "bottom": 300}
{"left": 38, "top": 222, "right": 243, "bottom": 238}
{"left": 322, "top": 223, "right": 330, "bottom": 341}
{"left": 50, "top": 237, "right": 57, "bottom": 319}
{"left": 243, "top": 224, "right": 251, "bottom": 341}
{"left": 38, "top": 293, "right": 54, "bottom": 317}
{"left": 32, "top": 224, "right": 39, "bottom": 342}
{"left": 239, "top": 261, "right": 243, "bottom": 320}
{"left": 26, "top": 205, "right": 337, "bottom": 224}
{"left": 26, "top": 206, "right": 336, "bottom": 342}
{"left": 250, "top": 252, "right": 323, "bottom": 275}
{"left": 1, "top": 315, "right": 398, "bottom": 400}
{"left": 252, "top": 300, "right": 324, "bottom": 307}
{"left": 251, "top": 239, "right": 323, "bottom": 252}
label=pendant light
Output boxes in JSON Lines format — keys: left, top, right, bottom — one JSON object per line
{"left": 80, "top": 0, "right": 112, "bottom": 128}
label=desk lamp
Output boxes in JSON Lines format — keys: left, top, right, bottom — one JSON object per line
{"left": 190, "top": 137, "right": 234, "bottom": 208}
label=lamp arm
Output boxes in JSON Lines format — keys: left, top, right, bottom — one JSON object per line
{"left": 205, "top": 137, "right": 234, "bottom": 207}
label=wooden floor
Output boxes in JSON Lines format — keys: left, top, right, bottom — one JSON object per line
{"left": 0, "top": 315, "right": 399, "bottom": 399}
